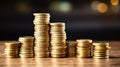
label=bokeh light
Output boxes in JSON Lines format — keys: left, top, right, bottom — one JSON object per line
{"left": 110, "top": 0, "right": 119, "bottom": 6}
{"left": 50, "top": 1, "right": 72, "bottom": 13}
{"left": 97, "top": 3, "right": 108, "bottom": 13}
{"left": 15, "top": 2, "right": 31, "bottom": 13}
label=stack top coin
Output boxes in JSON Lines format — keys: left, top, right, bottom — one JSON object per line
{"left": 19, "top": 36, "right": 34, "bottom": 39}
{"left": 67, "top": 41, "right": 77, "bottom": 47}
{"left": 33, "top": 13, "right": 50, "bottom": 16}
{"left": 19, "top": 36, "right": 34, "bottom": 41}
{"left": 76, "top": 39, "right": 92, "bottom": 43}
{"left": 5, "top": 41, "right": 21, "bottom": 45}
{"left": 50, "top": 22, "right": 65, "bottom": 26}
{"left": 93, "top": 42, "right": 109, "bottom": 46}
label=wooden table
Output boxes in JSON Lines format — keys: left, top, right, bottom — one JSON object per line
{"left": 0, "top": 41, "right": 120, "bottom": 67}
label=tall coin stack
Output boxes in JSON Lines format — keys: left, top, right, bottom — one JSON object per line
{"left": 19, "top": 36, "right": 34, "bottom": 58}
{"left": 93, "top": 42, "right": 111, "bottom": 59}
{"left": 33, "top": 13, "right": 50, "bottom": 58}
{"left": 76, "top": 39, "right": 92, "bottom": 58}
{"left": 66, "top": 41, "right": 77, "bottom": 57}
{"left": 50, "top": 23, "right": 67, "bottom": 58}
{"left": 4, "top": 41, "right": 20, "bottom": 58}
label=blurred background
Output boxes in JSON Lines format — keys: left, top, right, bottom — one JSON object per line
{"left": 0, "top": 0, "right": 120, "bottom": 41}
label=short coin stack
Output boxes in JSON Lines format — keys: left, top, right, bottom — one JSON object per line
{"left": 50, "top": 22, "right": 67, "bottom": 58}
{"left": 93, "top": 42, "right": 111, "bottom": 59}
{"left": 66, "top": 41, "right": 77, "bottom": 57}
{"left": 76, "top": 39, "right": 92, "bottom": 58}
{"left": 4, "top": 41, "right": 20, "bottom": 58}
{"left": 33, "top": 13, "right": 50, "bottom": 58}
{"left": 19, "top": 36, "right": 34, "bottom": 58}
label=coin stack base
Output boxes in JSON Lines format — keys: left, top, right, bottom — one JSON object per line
{"left": 4, "top": 41, "right": 21, "bottom": 58}
{"left": 33, "top": 13, "right": 50, "bottom": 58}
{"left": 76, "top": 39, "right": 92, "bottom": 58}
{"left": 50, "top": 23, "right": 67, "bottom": 58}
{"left": 19, "top": 36, "right": 34, "bottom": 58}
{"left": 93, "top": 42, "right": 111, "bottom": 59}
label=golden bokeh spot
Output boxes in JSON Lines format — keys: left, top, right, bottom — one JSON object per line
{"left": 97, "top": 3, "right": 108, "bottom": 13}
{"left": 110, "top": 0, "right": 119, "bottom": 6}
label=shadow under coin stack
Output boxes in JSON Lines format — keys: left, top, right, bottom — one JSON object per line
{"left": 93, "top": 42, "right": 111, "bottom": 59}
{"left": 76, "top": 39, "right": 92, "bottom": 58}
{"left": 66, "top": 41, "right": 77, "bottom": 57}
{"left": 4, "top": 41, "right": 20, "bottom": 58}
{"left": 33, "top": 13, "right": 50, "bottom": 58}
{"left": 19, "top": 36, "right": 34, "bottom": 58}
{"left": 50, "top": 23, "right": 67, "bottom": 58}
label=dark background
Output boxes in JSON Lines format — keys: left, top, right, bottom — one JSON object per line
{"left": 0, "top": 0, "right": 120, "bottom": 41}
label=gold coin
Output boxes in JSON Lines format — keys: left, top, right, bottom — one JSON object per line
{"left": 67, "top": 41, "right": 77, "bottom": 47}
{"left": 4, "top": 53, "right": 18, "bottom": 56}
{"left": 4, "top": 51, "right": 18, "bottom": 53}
{"left": 51, "top": 51, "right": 66, "bottom": 54}
{"left": 5, "top": 48, "right": 19, "bottom": 51}
{"left": 19, "top": 36, "right": 34, "bottom": 42}
{"left": 34, "top": 18, "right": 49, "bottom": 21}
{"left": 51, "top": 36, "right": 66, "bottom": 39}
{"left": 93, "top": 55, "right": 109, "bottom": 57}
{"left": 51, "top": 43, "right": 66, "bottom": 46}
{"left": 94, "top": 50, "right": 109, "bottom": 53}
{"left": 51, "top": 46, "right": 67, "bottom": 50}
{"left": 77, "top": 43, "right": 92, "bottom": 47}
{"left": 50, "top": 27, "right": 65, "bottom": 30}
{"left": 34, "top": 16, "right": 50, "bottom": 19}
{"left": 35, "top": 53, "right": 49, "bottom": 58}
{"left": 93, "top": 42, "right": 109, "bottom": 46}
{"left": 20, "top": 55, "right": 34, "bottom": 58}
{"left": 94, "top": 46, "right": 111, "bottom": 50}
{"left": 51, "top": 40, "right": 66, "bottom": 43}
{"left": 50, "top": 30, "right": 65, "bottom": 32}
{"left": 77, "top": 50, "right": 91, "bottom": 53}
{"left": 35, "top": 44, "right": 49, "bottom": 48}
{"left": 20, "top": 52, "right": 33, "bottom": 54}
{"left": 93, "top": 53, "right": 109, "bottom": 56}
{"left": 51, "top": 34, "right": 66, "bottom": 37}
{"left": 5, "top": 41, "right": 21, "bottom": 45}
{"left": 34, "top": 50, "right": 49, "bottom": 52}
{"left": 76, "top": 54, "right": 91, "bottom": 58}
{"left": 34, "top": 32, "right": 49, "bottom": 35}
{"left": 34, "top": 47, "right": 49, "bottom": 50}
{"left": 51, "top": 39, "right": 66, "bottom": 42}
{"left": 51, "top": 50, "right": 66, "bottom": 53}
{"left": 50, "top": 32, "right": 66, "bottom": 34}
{"left": 50, "top": 22, "right": 65, "bottom": 27}
{"left": 5, "top": 55, "right": 19, "bottom": 58}
{"left": 5, "top": 41, "right": 21, "bottom": 50}
{"left": 33, "top": 22, "right": 49, "bottom": 25}
{"left": 76, "top": 39, "right": 92, "bottom": 43}
{"left": 77, "top": 47, "right": 91, "bottom": 50}
{"left": 51, "top": 54, "right": 66, "bottom": 58}
{"left": 93, "top": 56, "right": 109, "bottom": 59}
{"left": 33, "top": 13, "right": 50, "bottom": 16}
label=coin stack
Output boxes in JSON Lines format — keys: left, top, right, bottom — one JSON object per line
{"left": 33, "top": 13, "right": 50, "bottom": 58}
{"left": 93, "top": 42, "right": 111, "bottom": 59}
{"left": 19, "top": 36, "right": 34, "bottom": 58}
{"left": 66, "top": 41, "right": 77, "bottom": 57}
{"left": 4, "top": 41, "right": 21, "bottom": 58}
{"left": 76, "top": 39, "right": 92, "bottom": 58}
{"left": 50, "top": 22, "right": 67, "bottom": 58}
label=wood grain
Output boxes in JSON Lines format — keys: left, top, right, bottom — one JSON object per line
{"left": 0, "top": 41, "right": 120, "bottom": 67}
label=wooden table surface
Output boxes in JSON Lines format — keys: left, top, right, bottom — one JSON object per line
{"left": 0, "top": 41, "right": 120, "bottom": 67}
